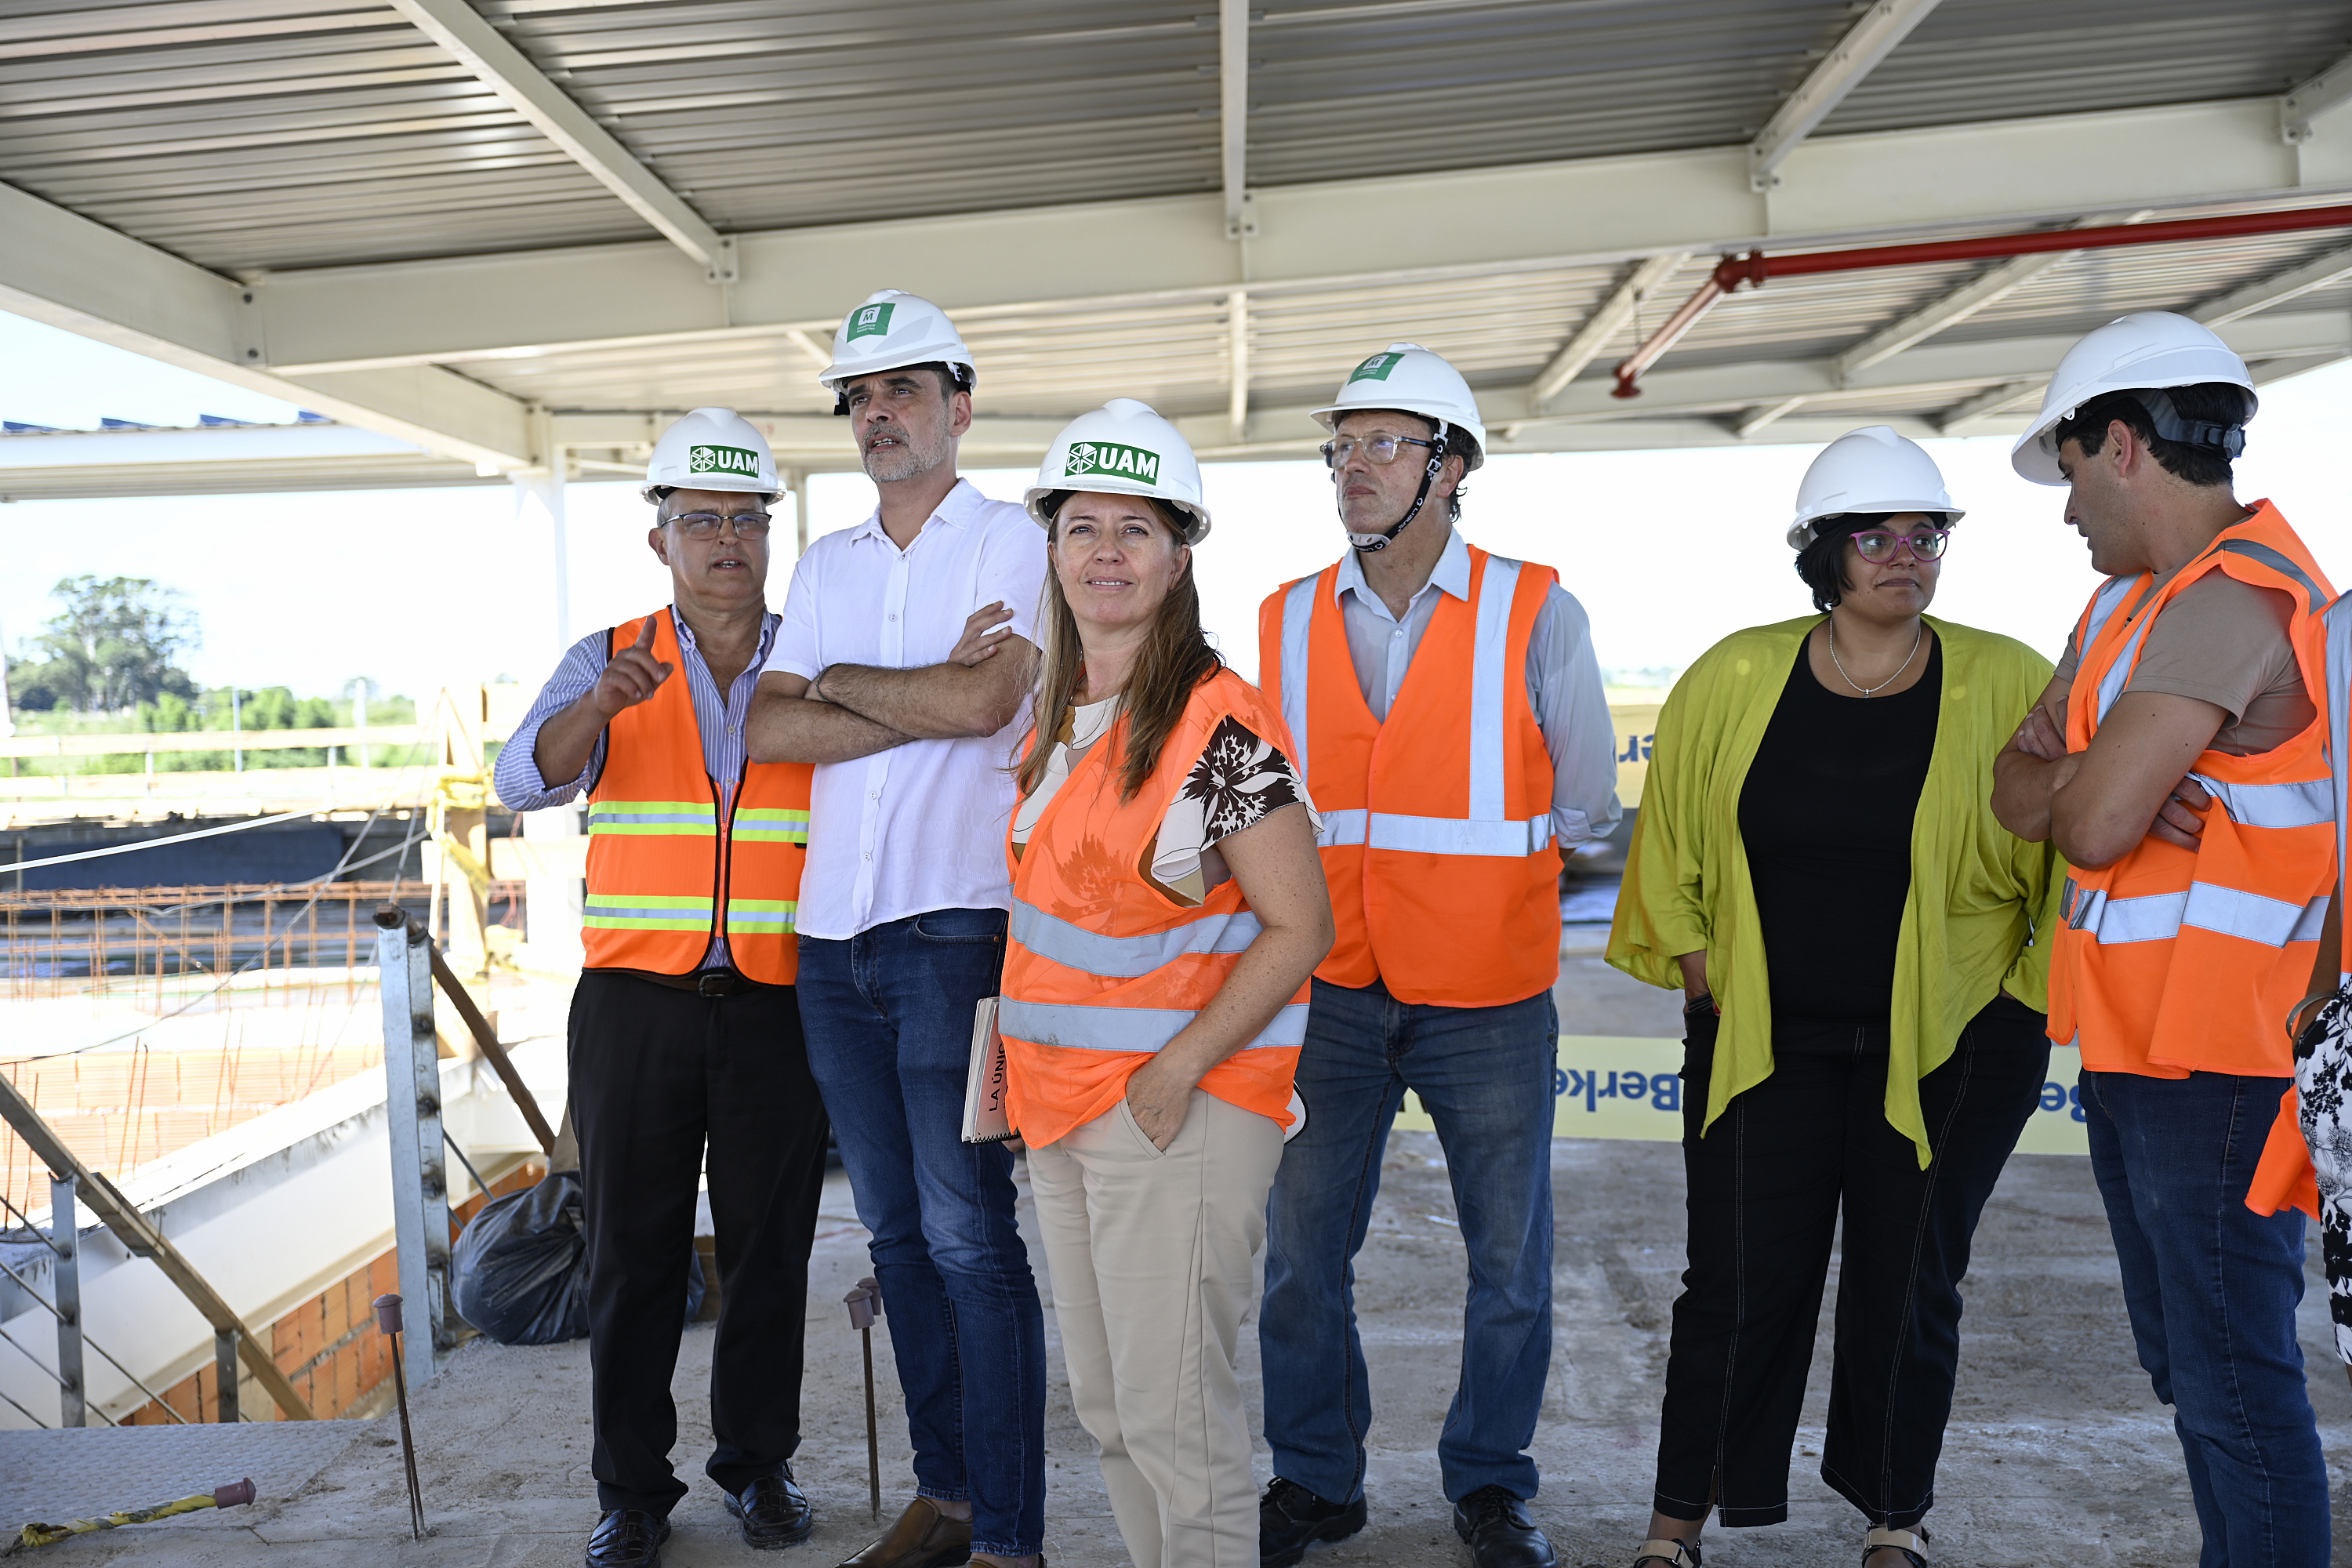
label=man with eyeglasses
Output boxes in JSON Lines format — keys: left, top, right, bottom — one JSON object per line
{"left": 1254, "top": 344, "right": 1618, "bottom": 1568}
{"left": 746, "top": 291, "right": 1048, "bottom": 1568}
{"left": 495, "top": 407, "right": 830, "bottom": 1568}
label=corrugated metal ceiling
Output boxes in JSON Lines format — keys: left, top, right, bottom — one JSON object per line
{"left": 3, "top": 0, "right": 2344, "bottom": 273}
{"left": 4, "top": 0, "right": 2348, "bottom": 452}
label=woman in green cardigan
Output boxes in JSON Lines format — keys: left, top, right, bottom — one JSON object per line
{"left": 1610, "top": 426, "right": 2062, "bottom": 1568}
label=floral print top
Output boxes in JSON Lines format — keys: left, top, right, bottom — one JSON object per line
{"left": 1012, "top": 695, "right": 1316, "bottom": 906}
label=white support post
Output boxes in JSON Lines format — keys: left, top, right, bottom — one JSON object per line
{"left": 375, "top": 911, "right": 456, "bottom": 1374}
{"left": 50, "top": 1174, "right": 83, "bottom": 1428}
{"left": 512, "top": 445, "right": 571, "bottom": 654}
{"left": 786, "top": 469, "right": 811, "bottom": 558}
{"left": 1225, "top": 290, "right": 1250, "bottom": 444}
{"left": 522, "top": 803, "right": 585, "bottom": 971}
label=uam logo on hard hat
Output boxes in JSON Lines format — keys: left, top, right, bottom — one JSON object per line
{"left": 1065, "top": 441, "right": 1160, "bottom": 485}
{"left": 846, "top": 303, "right": 896, "bottom": 341}
{"left": 1346, "top": 351, "right": 1404, "bottom": 383}
{"left": 688, "top": 444, "right": 761, "bottom": 477}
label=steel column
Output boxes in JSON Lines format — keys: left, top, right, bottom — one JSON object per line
{"left": 49, "top": 1174, "right": 82, "bottom": 1428}
{"left": 375, "top": 910, "right": 456, "bottom": 1374}
{"left": 213, "top": 1330, "right": 239, "bottom": 1422}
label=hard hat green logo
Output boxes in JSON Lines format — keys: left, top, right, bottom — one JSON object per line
{"left": 1346, "top": 351, "right": 1404, "bottom": 383}
{"left": 1064, "top": 441, "right": 1160, "bottom": 485}
{"left": 846, "top": 302, "right": 896, "bottom": 341}
{"left": 688, "top": 444, "right": 761, "bottom": 477}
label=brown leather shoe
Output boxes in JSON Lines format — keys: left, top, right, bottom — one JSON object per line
{"left": 837, "top": 1497, "right": 974, "bottom": 1568}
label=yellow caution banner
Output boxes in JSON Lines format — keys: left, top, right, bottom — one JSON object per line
{"left": 1393, "top": 1036, "right": 2090, "bottom": 1156}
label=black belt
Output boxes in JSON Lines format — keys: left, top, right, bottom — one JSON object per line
{"left": 619, "top": 967, "right": 767, "bottom": 996}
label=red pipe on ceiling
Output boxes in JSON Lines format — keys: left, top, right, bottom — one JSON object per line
{"left": 1607, "top": 202, "right": 2352, "bottom": 400}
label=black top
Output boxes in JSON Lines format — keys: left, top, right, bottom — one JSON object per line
{"left": 1737, "top": 628, "right": 1942, "bottom": 1026}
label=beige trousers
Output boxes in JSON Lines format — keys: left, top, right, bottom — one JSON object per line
{"left": 1028, "top": 1088, "right": 1284, "bottom": 1568}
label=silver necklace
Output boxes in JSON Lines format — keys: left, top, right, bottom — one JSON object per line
{"left": 1828, "top": 620, "right": 1922, "bottom": 697}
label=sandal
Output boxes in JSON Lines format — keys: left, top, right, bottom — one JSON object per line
{"left": 1864, "top": 1524, "right": 1928, "bottom": 1566}
{"left": 1634, "top": 1540, "right": 1702, "bottom": 1568}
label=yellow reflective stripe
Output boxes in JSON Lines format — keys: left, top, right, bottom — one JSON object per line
{"left": 727, "top": 898, "right": 799, "bottom": 928}
{"left": 731, "top": 808, "right": 810, "bottom": 844}
{"left": 589, "top": 799, "right": 717, "bottom": 837}
{"left": 584, "top": 893, "right": 713, "bottom": 931}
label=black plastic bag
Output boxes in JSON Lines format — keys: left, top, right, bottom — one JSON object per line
{"left": 451, "top": 1171, "right": 705, "bottom": 1345}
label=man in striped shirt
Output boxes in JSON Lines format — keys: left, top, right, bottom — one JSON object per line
{"left": 497, "top": 408, "right": 830, "bottom": 1568}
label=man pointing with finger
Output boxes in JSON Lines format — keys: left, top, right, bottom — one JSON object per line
{"left": 496, "top": 407, "right": 831, "bottom": 1568}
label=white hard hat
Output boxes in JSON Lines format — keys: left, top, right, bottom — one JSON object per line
{"left": 818, "top": 289, "right": 978, "bottom": 413}
{"left": 1310, "top": 343, "right": 1486, "bottom": 469}
{"left": 2012, "top": 312, "right": 2256, "bottom": 485}
{"left": 641, "top": 406, "right": 779, "bottom": 503}
{"left": 1025, "top": 399, "right": 1210, "bottom": 545}
{"left": 1788, "top": 426, "right": 1963, "bottom": 550}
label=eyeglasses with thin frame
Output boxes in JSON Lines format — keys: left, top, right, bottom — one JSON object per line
{"left": 1850, "top": 528, "right": 1951, "bottom": 564}
{"left": 665, "top": 511, "right": 773, "bottom": 539}
{"left": 1318, "top": 434, "right": 1435, "bottom": 470}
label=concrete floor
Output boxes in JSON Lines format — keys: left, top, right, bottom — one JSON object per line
{"left": 10, "top": 950, "right": 2352, "bottom": 1566}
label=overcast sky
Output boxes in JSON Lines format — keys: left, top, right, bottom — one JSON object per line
{"left": 5, "top": 309, "right": 2350, "bottom": 702}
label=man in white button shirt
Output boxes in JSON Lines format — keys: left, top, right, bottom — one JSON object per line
{"left": 746, "top": 291, "right": 1047, "bottom": 1568}
{"left": 1253, "top": 344, "right": 1619, "bottom": 1568}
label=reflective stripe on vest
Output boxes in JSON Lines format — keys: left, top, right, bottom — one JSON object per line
{"left": 588, "top": 800, "right": 719, "bottom": 836}
{"left": 2184, "top": 773, "right": 2334, "bottom": 829}
{"left": 1315, "top": 807, "right": 1552, "bottom": 858}
{"left": 2062, "top": 877, "right": 2328, "bottom": 948}
{"left": 1288, "top": 557, "right": 1555, "bottom": 858}
{"left": 997, "top": 996, "right": 1309, "bottom": 1054}
{"left": 1278, "top": 573, "right": 1317, "bottom": 761}
{"left": 2330, "top": 597, "right": 2352, "bottom": 877}
{"left": 730, "top": 807, "right": 809, "bottom": 843}
{"left": 726, "top": 898, "right": 798, "bottom": 928}
{"left": 585, "top": 892, "right": 715, "bottom": 930}
{"left": 1011, "top": 898, "right": 1263, "bottom": 978}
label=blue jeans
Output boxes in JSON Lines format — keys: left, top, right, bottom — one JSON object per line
{"left": 1261, "top": 977, "right": 1558, "bottom": 1505}
{"left": 797, "top": 908, "right": 1046, "bottom": 1559}
{"left": 2081, "top": 1069, "right": 2328, "bottom": 1567}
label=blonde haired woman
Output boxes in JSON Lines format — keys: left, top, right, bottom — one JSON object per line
{"left": 1610, "top": 428, "right": 2061, "bottom": 1568}
{"left": 998, "top": 400, "right": 1333, "bottom": 1568}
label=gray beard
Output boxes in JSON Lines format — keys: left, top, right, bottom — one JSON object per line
{"left": 862, "top": 430, "right": 950, "bottom": 485}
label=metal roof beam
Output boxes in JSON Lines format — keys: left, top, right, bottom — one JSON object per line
{"left": 1528, "top": 252, "right": 1687, "bottom": 412}
{"left": 238, "top": 98, "right": 2333, "bottom": 376}
{"left": 1220, "top": 0, "right": 1255, "bottom": 240}
{"left": 384, "top": 0, "right": 730, "bottom": 277}
{"left": 2192, "top": 242, "right": 2352, "bottom": 325}
{"left": 2281, "top": 50, "right": 2352, "bottom": 143}
{"left": 0, "top": 181, "right": 534, "bottom": 470}
{"left": 1225, "top": 289, "right": 1250, "bottom": 441}
{"left": 1750, "top": 0, "right": 1946, "bottom": 191}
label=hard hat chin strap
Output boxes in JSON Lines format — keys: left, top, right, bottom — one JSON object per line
{"left": 1348, "top": 423, "right": 1450, "bottom": 554}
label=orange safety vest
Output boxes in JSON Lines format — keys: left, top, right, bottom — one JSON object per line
{"left": 998, "top": 668, "right": 1308, "bottom": 1149}
{"left": 2249, "top": 586, "right": 2352, "bottom": 1222}
{"left": 582, "top": 608, "right": 811, "bottom": 985}
{"left": 1257, "top": 543, "right": 1561, "bottom": 1007}
{"left": 2050, "top": 502, "right": 2336, "bottom": 1079}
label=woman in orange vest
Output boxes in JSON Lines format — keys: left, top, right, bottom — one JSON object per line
{"left": 1609, "top": 428, "right": 2062, "bottom": 1568}
{"left": 998, "top": 401, "right": 1332, "bottom": 1568}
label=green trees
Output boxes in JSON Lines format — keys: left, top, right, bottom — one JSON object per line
{"left": 5, "top": 575, "right": 198, "bottom": 713}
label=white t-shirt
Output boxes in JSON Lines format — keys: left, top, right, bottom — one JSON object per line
{"left": 764, "top": 478, "right": 1047, "bottom": 939}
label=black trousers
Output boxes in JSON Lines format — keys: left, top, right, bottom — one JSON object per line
{"left": 1652, "top": 996, "right": 2049, "bottom": 1530}
{"left": 568, "top": 971, "right": 830, "bottom": 1515}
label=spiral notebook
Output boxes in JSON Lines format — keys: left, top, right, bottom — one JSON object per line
{"left": 961, "top": 996, "right": 1014, "bottom": 1145}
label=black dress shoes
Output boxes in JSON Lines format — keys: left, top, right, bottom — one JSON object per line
{"left": 586, "top": 1508, "right": 671, "bottom": 1568}
{"left": 1260, "top": 1477, "right": 1367, "bottom": 1566}
{"left": 1451, "top": 1486, "right": 1556, "bottom": 1568}
{"left": 729, "top": 1468, "right": 817, "bottom": 1549}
